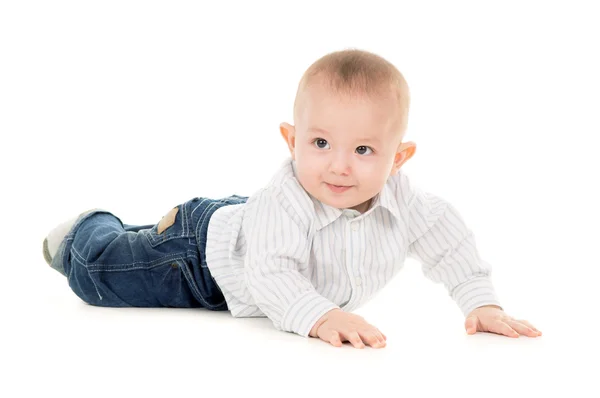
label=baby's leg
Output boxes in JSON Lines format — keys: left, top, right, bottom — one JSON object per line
{"left": 44, "top": 208, "right": 202, "bottom": 308}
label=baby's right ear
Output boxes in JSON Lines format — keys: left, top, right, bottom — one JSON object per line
{"left": 279, "top": 122, "right": 296, "bottom": 158}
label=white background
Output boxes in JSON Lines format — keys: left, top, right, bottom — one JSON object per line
{"left": 1, "top": 1, "right": 599, "bottom": 397}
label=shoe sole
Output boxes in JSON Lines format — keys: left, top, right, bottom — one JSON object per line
{"left": 42, "top": 237, "right": 53, "bottom": 266}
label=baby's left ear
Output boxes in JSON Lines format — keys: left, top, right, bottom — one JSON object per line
{"left": 391, "top": 141, "right": 417, "bottom": 174}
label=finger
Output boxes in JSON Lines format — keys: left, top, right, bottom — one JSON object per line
{"left": 359, "top": 330, "right": 385, "bottom": 348}
{"left": 358, "top": 330, "right": 377, "bottom": 347}
{"left": 508, "top": 320, "right": 541, "bottom": 337}
{"left": 465, "top": 316, "right": 479, "bottom": 334}
{"left": 329, "top": 331, "right": 343, "bottom": 347}
{"left": 376, "top": 328, "right": 387, "bottom": 341}
{"left": 376, "top": 330, "right": 387, "bottom": 345}
{"left": 489, "top": 320, "right": 519, "bottom": 338}
{"left": 516, "top": 319, "right": 542, "bottom": 336}
{"left": 342, "top": 331, "right": 365, "bottom": 349}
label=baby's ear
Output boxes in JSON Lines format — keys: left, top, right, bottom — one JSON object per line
{"left": 391, "top": 141, "right": 417, "bottom": 175}
{"left": 279, "top": 122, "right": 296, "bottom": 157}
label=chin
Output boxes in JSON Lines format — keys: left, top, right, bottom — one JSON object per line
{"left": 322, "top": 196, "right": 359, "bottom": 209}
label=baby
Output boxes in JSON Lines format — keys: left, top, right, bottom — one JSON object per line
{"left": 42, "top": 48, "right": 542, "bottom": 349}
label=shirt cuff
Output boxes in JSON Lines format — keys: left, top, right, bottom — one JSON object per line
{"left": 451, "top": 276, "right": 502, "bottom": 317}
{"left": 281, "top": 290, "right": 339, "bottom": 337}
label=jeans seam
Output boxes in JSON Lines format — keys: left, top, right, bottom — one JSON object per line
{"left": 71, "top": 244, "right": 186, "bottom": 270}
{"left": 72, "top": 257, "right": 104, "bottom": 300}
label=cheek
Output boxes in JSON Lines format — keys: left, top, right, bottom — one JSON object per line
{"left": 298, "top": 166, "right": 321, "bottom": 189}
{"left": 297, "top": 169, "right": 321, "bottom": 193}
{"left": 294, "top": 142, "right": 310, "bottom": 161}
{"left": 303, "top": 164, "right": 322, "bottom": 182}
{"left": 358, "top": 163, "right": 389, "bottom": 186}
{"left": 296, "top": 148, "right": 321, "bottom": 173}
{"left": 357, "top": 160, "right": 381, "bottom": 174}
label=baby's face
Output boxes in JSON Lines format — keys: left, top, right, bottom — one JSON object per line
{"left": 289, "top": 82, "right": 406, "bottom": 213}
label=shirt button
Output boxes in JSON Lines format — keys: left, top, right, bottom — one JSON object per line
{"left": 351, "top": 223, "right": 359, "bottom": 231}
{"left": 355, "top": 277, "right": 362, "bottom": 286}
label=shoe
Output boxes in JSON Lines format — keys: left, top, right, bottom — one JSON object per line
{"left": 42, "top": 208, "right": 106, "bottom": 265}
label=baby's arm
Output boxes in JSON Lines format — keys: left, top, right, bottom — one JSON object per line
{"left": 243, "top": 188, "right": 385, "bottom": 348}
{"left": 399, "top": 173, "right": 502, "bottom": 316}
{"left": 402, "top": 177, "right": 542, "bottom": 338}
{"left": 243, "top": 188, "right": 338, "bottom": 337}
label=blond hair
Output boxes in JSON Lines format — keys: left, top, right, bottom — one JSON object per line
{"left": 293, "top": 48, "right": 410, "bottom": 132}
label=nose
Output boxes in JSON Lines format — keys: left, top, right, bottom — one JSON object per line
{"left": 328, "top": 151, "right": 351, "bottom": 176}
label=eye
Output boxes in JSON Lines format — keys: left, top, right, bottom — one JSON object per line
{"left": 356, "top": 146, "right": 373, "bottom": 155}
{"left": 313, "top": 138, "right": 330, "bottom": 150}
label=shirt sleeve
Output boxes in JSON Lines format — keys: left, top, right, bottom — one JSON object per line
{"left": 242, "top": 186, "right": 339, "bottom": 337}
{"left": 398, "top": 173, "right": 503, "bottom": 316}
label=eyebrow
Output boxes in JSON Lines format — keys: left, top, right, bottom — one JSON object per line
{"left": 307, "top": 127, "right": 331, "bottom": 135}
{"left": 307, "top": 127, "right": 381, "bottom": 144}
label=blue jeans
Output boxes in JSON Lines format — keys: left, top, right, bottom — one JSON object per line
{"left": 50, "top": 195, "right": 248, "bottom": 310}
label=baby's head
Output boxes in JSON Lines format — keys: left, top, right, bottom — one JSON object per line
{"left": 280, "top": 49, "right": 416, "bottom": 213}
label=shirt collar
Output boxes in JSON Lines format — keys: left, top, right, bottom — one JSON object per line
{"left": 290, "top": 158, "right": 402, "bottom": 231}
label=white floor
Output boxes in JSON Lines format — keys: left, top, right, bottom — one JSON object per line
{"left": 3, "top": 241, "right": 597, "bottom": 397}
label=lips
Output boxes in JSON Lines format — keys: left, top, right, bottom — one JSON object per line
{"left": 326, "top": 183, "right": 352, "bottom": 193}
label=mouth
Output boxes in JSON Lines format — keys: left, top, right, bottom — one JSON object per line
{"left": 325, "top": 183, "right": 353, "bottom": 193}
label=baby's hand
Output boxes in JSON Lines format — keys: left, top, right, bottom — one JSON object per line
{"left": 465, "top": 305, "right": 542, "bottom": 338}
{"left": 309, "top": 309, "right": 387, "bottom": 349}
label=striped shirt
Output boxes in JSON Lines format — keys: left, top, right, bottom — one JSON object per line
{"left": 205, "top": 157, "right": 501, "bottom": 337}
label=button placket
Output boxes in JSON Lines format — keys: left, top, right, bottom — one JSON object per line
{"left": 346, "top": 220, "right": 362, "bottom": 296}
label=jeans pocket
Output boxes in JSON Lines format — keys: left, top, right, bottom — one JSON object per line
{"left": 144, "top": 205, "right": 193, "bottom": 248}
{"left": 151, "top": 259, "right": 200, "bottom": 307}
